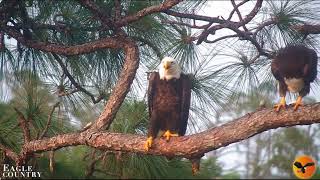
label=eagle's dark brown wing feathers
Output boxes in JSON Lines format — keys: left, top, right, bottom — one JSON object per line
{"left": 147, "top": 72, "right": 158, "bottom": 118}
{"left": 307, "top": 48, "right": 318, "bottom": 82}
{"left": 179, "top": 74, "right": 192, "bottom": 136}
{"left": 271, "top": 61, "right": 283, "bottom": 82}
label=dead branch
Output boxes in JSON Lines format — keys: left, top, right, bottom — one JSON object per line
{"left": 196, "top": 0, "right": 263, "bottom": 44}
{"left": 230, "top": 0, "right": 249, "bottom": 32}
{"left": 40, "top": 102, "right": 60, "bottom": 139}
{"left": 227, "top": 0, "right": 250, "bottom": 21}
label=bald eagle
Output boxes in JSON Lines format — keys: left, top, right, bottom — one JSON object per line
{"left": 271, "top": 44, "right": 318, "bottom": 111}
{"left": 144, "top": 57, "right": 191, "bottom": 151}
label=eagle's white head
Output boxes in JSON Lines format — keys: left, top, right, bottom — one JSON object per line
{"left": 159, "top": 57, "right": 181, "bottom": 80}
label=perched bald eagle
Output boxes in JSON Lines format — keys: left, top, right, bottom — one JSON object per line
{"left": 271, "top": 44, "right": 318, "bottom": 111}
{"left": 144, "top": 57, "right": 191, "bottom": 151}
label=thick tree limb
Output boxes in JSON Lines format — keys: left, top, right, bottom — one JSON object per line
{"left": 3, "top": 26, "right": 124, "bottom": 56}
{"left": 18, "top": 103, "right": 320, "bottom": 160}
{"left": 89, "top": 39, "right": 139, "bottom": 131}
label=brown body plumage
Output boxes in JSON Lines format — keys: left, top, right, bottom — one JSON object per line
{"left": 147, "top": 72, "right": 191, "bottom": 138}
{"left": 271, "top": 44, "right": 318, "bottom": 111}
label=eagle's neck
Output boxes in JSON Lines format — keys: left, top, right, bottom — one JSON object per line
{"left": 159, "top": 67, "right": 181, "bottom": 80}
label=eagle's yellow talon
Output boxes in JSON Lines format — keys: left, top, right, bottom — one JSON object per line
{"left": 163, "top": 130, "right": 178, "bottom": 142}
{"left": 274, "top": 97, "right": 286, "bottom": 112}
{"left": 144, "top": 137, "right": 153, "bottom": 151}
{"left": 293, "top": 96, "right": 303, "bottom": 111}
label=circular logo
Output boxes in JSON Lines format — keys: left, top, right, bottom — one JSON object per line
{"left": 293, "top": 155, "right": 317, "bottom": 179}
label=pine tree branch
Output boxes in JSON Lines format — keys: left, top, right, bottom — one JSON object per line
{"left": 15, "top": 103, "right": 320, "bottom": 163}
{"left": 196, "top": 0, "right": 263, "bottom": 44}
{"left": 14, "top": 108, "right": 31, "bottom": 143}
{"left": 3, "top": 27, "right": 139, "bottom": 132}
{"left": 3, "top": 26, "right": 124, "bottom": 56}
{"left": 114, "top": 0, "right": 183, "bottom": 27}
{"left": 39, "top": 102, "right": 60, "bottom": 139}
{"left": 227, "top": 0, "right": 250, "bottom": 21}
{"left": 230, "top": 0, "right": 249, "bottom": 32}
{"left": 53, "top": 54, "right": 105, "bottom": 104}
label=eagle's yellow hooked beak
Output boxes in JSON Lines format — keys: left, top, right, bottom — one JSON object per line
{"left": 163, "top": 61, "right": 170, "bottom": 70}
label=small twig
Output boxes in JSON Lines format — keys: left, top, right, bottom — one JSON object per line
{"left": 14, "top": 107, "right": 31, "bottom": 142}
{"left": 227, "top": 0, "right": 250, "bottom": 21}
{"left": 40, "top": 102, "right": 60, "bottom": 139}
{"left": 197, "top": 0, "right": 263, "bottom": 45}
{"left": 53, "top": 54, "right": 105, "bottom": 104}
{"left": 163, "top": 9, "right": 228, "bottom": 24}
{"left": 230, "top": 0, "right": 249, "bottom": 32}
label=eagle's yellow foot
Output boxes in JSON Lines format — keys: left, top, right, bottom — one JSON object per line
{"left": 163, "top": 130, "right": 178, "bottom": 142}
{"left": 293, "top": 96, "right": 303, "bottom": 111}
{"left": 144, "top": 137, "right": 153, "bottom": 151}
{"left": 274, "top": 97, "right": 286, "bottom": 112}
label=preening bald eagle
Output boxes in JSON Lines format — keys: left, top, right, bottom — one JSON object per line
{"left": 271, "top": 44, "right": 318, "bottom": 111}
{"left": 145, "top": 57, "right": 191, "bottom": 151}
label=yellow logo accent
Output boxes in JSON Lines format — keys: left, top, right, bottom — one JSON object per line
{"left": 293, "top": 155, "right": 317, "bottom": 179}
